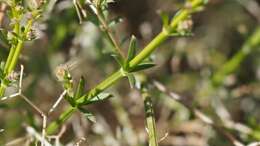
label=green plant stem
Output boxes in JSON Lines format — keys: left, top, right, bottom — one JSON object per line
{"left": 4, "top": 21, "right": 21, "bottom": 73}
{"left": 129, "top": 32, "right": 168, "bottom": 67}
{"left": 0, "top": 41, "right": 24, "bottom": 96}
{"left": 212, "top": 27, "right": 260, "bottom": 86}
{"left": 6, "top": 40, "right": 24, "bottom": 74}
{"left": 4, "top": 46, "right": 16, "bottom": 73}
{"left": 76, "top": 70, "right": 123, "bottom": 104}
{"left": 47, "top": 106, "right": 77, "bottom": 134}
{"left": 142, "top": 89, "right": 158, "bottom": 146}
{"left": 96, "top": 7, "right": 125, "bottom": 58}
{"left": 0, "top": 21, "right": 20, "bottom": 97}
{"left": 0, "top": 19, "right": 33, "bottom": 97}
{"left": 0, "top": 45, "right": 15, "bottom": 96}
{"left": 0, "top": 84, "right": 5, "bottom": 96}
{"left": 46, "top": 0, "right": 206, "bottom": 134}
{"left": 96, "top": 8, "right": 125, "bottom": 58}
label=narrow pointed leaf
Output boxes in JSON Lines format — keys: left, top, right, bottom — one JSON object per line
{"left": 74, "top": 76, "right": 85, "bottom": 99}
{"left": 160, "top": 12, "right": 169, "bottom": 28}
{"left": 64, "top": 95, "right": 76, "bottom": 107}
{"left": 127, "top": 35, "right": 137, "bottom": 62}
{"left": 85, "top": 93, "right": 113, "bottom": 105}
{"left": 111, "top": 53, "right": 124, "bottom": 67}
{"left": 127, "top": 74, "right": 136, "bottom": 89}
{"left": 79, "top": 108, "right": 97, "bottom": 123}
{"left": 129, "top": 62, "right": 156, "bottom": 72}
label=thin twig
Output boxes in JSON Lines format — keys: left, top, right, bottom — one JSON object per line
{"left": 73, "top": 0, "right": 87, "bottom": 24}
{"left": 42, "top": 115, "right": 47, "bottom": 146}
{"left": 20, "top": 94, "right": 46, "bottom": 116}
{"left": 85, "top": 0, "right": 125, "bottom": 58}
{"left": 26, "top": 126, "right": 52, "bottom": 146}
{"left": 48, "top": 90, "right": 67, "bottom": 115}
{"left": 158, "top": 132, "right": 169, "bottom": 143}
{"left": 48, "top": 126, "right": 66, "bottom": 146}
{"left": 0, "top": 65, "right": 49, "bottom": 145}
{"left": 96, "top": 10, "right": 126, "bottom": 58}
{"left": 85, "top": 0, "right": 97, "bottom": 14}
{"left": 1, "top": 65, "right": 24, "bottom": 101}
{"left": 20, "top": 94, "right": 48, "bottom": 146}
{"left": 153, "top": 80, "right": 245, "bottom": 146}
{"left": 1, "top": 92, "right": 20, "bottom": 101}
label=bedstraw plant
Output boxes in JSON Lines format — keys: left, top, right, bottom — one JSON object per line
{"left": 46, "top": 0, "right": 208, "bottom": 135}
{"left": 0, "top": 0, "right": 209, "bottom": 145}
{"left": 0, "top": 0, "right": 44, "bottom": 96}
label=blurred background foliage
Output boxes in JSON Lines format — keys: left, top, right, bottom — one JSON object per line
{"left": 0, "top": 0, "right": 260, "bottom": 145}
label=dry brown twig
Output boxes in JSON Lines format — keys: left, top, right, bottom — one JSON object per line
{"left": 48, "top": 90, "right": 67, "bottom": 115}
{"left": 152, "top": 80, "right": 246, "bottom": 146}
{"left": 1, "top": 65, "right": 48, "bottom": 146}
{"left": 1, "top": 65, "right": 68, "bottom": 146}
{"left": 48, "top": 125, "right": 67, "bottom": 146}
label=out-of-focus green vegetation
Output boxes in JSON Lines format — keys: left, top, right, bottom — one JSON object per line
{"left": 0, "top": 0, "right": 260, "bottom": 146}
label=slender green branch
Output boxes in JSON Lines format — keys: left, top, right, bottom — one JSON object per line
{"left": 46, "top": 106, "right": 77, "bottom": 135}
{"left": 6, "top": 19, "right": 33, "bottom": 74}
{"left": 0, "top": 12, "right": 22, "bottom": 96}
{"left": 0, "top": 40, "right": 24, "bottom": 96}
{"left": 6, "top": 40, "right": 24, "bottom": 74}
{"left": 0, "top": 19, "right": 33, "bottom": 97}
{"left": 46, "top": 0, "right": 206, "bottom": 134}
{"left": 142, "top": 88, "right": 158, "bottom": 146}
{"left": 4, "top": 46, "right": 16, "bottom": 74}
{"left": 212, "top": 27, "right": 260, "bottom": 86}
{"left": 96, "top": 8, "right": 125, "bottom": 58}
{"left": 3, "top": 7, "right": 21, "bottom": 73}
{"left": 76, "top": 70, "right": 123, "bottom": 104}
{"left": 129, "top": 32, "right": 168, "bottom": 67}
{"left": 129, "top": 1, "right": 204, "bottom": 67}
{"left": 0, "top": 83, "right": 5, "bottom": 96}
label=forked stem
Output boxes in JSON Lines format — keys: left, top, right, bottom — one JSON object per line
{"left": 46, "top": 0, "right": 207, "bottom": 134}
